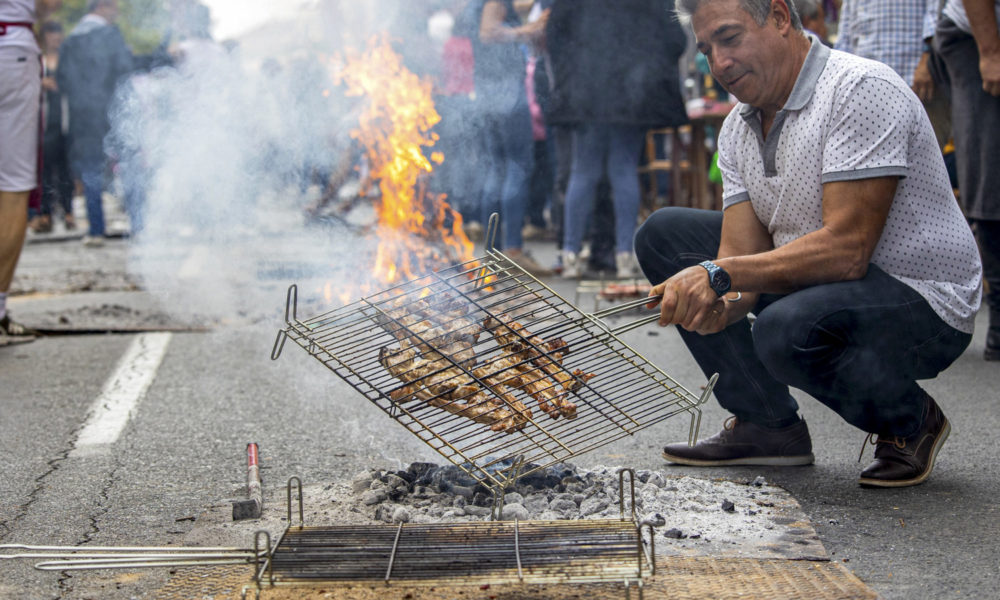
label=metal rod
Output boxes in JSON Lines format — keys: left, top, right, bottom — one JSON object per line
{"left": 33, "top": 558, "right": 255, "bottom": 571}
{"left": 0, "top": 544, "right": 247, "bottom": 553}
{"left": 385, "top": 523, "right": 404, "bottom": 582}
{"left": 284, "top": 284, "right": 298, "bottom": 323}
{"left": 270, "top": 329, "right": 287, "bottom": 360}
{"left": 287, "top": 476, "right": 304, "bottom": 529}
{"left": 513, "top": 519, "right": 523, "bottom": 581}
{"left": 618, "top": 468, "right": 636, "bottom": 522}
{"left": 590, "top": 294, "right": 660, "bottom": 319}
{"left": 639, "top": 522, "right": 656, "bottom": 576}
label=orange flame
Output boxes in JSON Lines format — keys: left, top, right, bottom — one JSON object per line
{"left": 335, "top": 37, "right": 474, "bottom": 294}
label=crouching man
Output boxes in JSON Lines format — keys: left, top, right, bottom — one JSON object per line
{"left": 637, "top": 0, "right": 982, "bottom": 487}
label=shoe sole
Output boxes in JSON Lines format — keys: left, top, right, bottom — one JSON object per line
{"left": 661, "top": 450, "right": 815, "bottom": 467}
{"left": 858, "top": 418, "right": 950, "bottom": 488}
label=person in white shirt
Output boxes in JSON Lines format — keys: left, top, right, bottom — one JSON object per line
{"left": 635, "top": 0, "right": 982, "bottom": 488}
{"left": 0, "top": 0, "right": 60, "bottom": 345}
{"left": 933, "top": 0, "right": 1000, "bottom": 360}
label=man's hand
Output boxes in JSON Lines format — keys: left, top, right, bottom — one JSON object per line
{"left": 912, "top": 52, "right": 935, "bottom": 102}
{"left": 646, "top": 265, "right": 723, "bottom": 332}
{"left": 981, "top": 49, "right": 1000, "bottom": 97}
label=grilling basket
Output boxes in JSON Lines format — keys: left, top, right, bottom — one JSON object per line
{"left": 271, "top": 214, "right": 717, "bottom": 516}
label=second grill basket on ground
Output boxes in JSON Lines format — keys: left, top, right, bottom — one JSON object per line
{"left": 272, "top": 228, "right": 713, "bottom": 497}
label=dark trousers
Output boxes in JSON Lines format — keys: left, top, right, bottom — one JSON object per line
{"left": 634, "top": 208, "right": 971, "bottom": 437}
{"left": 934, "top": 18, "right": 1000, "bottom": 340}
{"left": 40, "top": 135, "right": 73, "bottom": 218}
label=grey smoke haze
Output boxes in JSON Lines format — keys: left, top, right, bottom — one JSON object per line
{"left": 108, "top": 2, "right": 454, "bottom": 324}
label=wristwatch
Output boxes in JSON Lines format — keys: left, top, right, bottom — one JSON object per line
{"left": 699, "top": 260, "right": 732, "bottom": 297}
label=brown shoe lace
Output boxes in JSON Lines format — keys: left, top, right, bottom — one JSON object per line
{"left": 857, "top": 432, "right": 906, "bottom": 463}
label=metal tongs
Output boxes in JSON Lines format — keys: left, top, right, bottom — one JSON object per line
{"left": 587, "top": 293, "right": 664, "bottom": 335}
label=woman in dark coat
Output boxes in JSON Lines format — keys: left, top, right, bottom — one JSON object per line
{"left": 546, "top": 0, "right": 689, "bottom": 278}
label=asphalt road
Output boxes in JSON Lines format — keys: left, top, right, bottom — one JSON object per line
{"left": 2, "top": 230, "right": 999, "bottom": 599}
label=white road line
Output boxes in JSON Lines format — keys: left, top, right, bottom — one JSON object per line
{"left": 70, "top": 333, "right": 172, "bottom": 457}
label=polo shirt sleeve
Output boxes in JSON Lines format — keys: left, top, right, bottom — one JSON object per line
{"left": 821, "top": 74, "right": 912, "bottom": 183}
{"left": 717, "top": 112, "right": 751, "bottom": 208}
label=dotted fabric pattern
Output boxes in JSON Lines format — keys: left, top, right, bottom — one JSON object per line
{"left": 717, "top": 41, "right": 981, "bottom": 333}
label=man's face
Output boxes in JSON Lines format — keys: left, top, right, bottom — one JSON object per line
{"left": 99, "top": 0, "right": 120, "bottom": 22}
{"left": 43, "top": 31, "right": 64, "bottom": 51}
{"left": 692, "top": 0, "right": 791, "bottom": 110}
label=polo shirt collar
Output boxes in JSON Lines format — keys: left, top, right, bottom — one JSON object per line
{"left": 739, "top": 33, "right": 831, "bottom": 119}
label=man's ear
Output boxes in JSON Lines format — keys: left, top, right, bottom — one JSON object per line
{"left": 771, "top": 0, "right": 792, "bottom": 32}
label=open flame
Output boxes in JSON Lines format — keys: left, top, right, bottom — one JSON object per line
{"left": 329, "top": 37, "right": 474, "bottom": 304}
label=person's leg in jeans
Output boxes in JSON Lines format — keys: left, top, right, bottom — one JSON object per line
{"left": 753, "top": 268, "right": 971, "bottom": 438}
{"left": 636, "top": 206, "right": 972, "bottom": 437}
{"left": 634, "top": 207, "right": 800, "bottom": 427}
{"left": 975, "top": 219, "right": 1000, "bottom": 357}
{"left": 563, "top": 125, "right": 607, "bottom": 255}
{"left": 496, "top": 95, "right": 533, "bottom": 252}
{"left": 75, "top": 157, "right": 105, "bottom": 237}
{"left": 551, "top": 125, "right": 572, "bottom": 254}
{"left": 606, "top": 125, "right": 644, "bottom": 254}
{"left": 526, "top": 139, "right": 551, "bottom": 230}
{"left": 478, "top": 115, "right": 504, "bottom": 239}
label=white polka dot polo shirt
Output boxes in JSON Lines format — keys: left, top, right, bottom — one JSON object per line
{"left": 717, "top": 35, "right": 982, "bottom": 333}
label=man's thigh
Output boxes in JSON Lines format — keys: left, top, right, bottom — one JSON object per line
{"left": 0, "top": 47, "right": 40, "bottom": 193}
{"left": 755, "top": 265, "right": 968, "bottom": 381}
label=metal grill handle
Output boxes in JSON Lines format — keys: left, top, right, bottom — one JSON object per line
{"left": 589, "top": 295, "right": 662, "bottom": 335}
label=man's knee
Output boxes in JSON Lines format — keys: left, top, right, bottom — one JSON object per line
{"left": 635, "top": 207, "right": 690, "bottom": 259}
{"left": 752, "top": 300, "right": 834, "bottom": 385}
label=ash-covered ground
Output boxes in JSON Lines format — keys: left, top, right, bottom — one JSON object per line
{"left": 183, "top": 461, "right": 826, "bottom": 562}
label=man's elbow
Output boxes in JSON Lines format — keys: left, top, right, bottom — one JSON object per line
{"left": 837, "top": 247, "right": 873, "bottom": 281}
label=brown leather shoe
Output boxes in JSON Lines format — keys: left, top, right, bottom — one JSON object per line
{"left": 662, "top": 416, "right": 814, "bottom": 467}
{"left": 858, "top": 391, "right": 950, "bottom": 488}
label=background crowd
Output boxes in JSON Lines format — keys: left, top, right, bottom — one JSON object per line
{"left": 2, "top": 0, "right": 999, "bottom": 363}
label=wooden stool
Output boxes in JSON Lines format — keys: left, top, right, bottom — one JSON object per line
{"left": 638, "top": 126, "right": 693, "bottom": 217}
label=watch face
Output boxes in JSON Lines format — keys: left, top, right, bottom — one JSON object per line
{"left": 711, "top": 269, "right": 731, "bottom": 294}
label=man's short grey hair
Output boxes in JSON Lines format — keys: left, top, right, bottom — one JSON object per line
{"left": 791, "top": 0, "right": 821, "bottom": 20}
{"left": 675, "top": 0, "right": 803, "bottom": 30}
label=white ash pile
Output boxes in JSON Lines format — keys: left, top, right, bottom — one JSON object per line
{"left": 349, "top": 461, "right": 824, "bottom": 559}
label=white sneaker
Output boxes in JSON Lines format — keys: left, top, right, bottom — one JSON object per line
{"left": 616, "top": 252, "right": 638, "bottom": 279}
{"left": 82, "top": 235, "right": 105, "bottom": 248}
{"left": 562, "top": 251, "right": 580, "bottom": 279}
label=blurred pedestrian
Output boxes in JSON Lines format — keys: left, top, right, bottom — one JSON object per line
{"left": 546, "top": 0, "right": 689, "bottom": 279}
{"left": 432, "top": 1, "right": 485, "bottom": 235}
{"left": 32, "top": 19, "right": 74, "bottom": 234}
{"left": 469, "top": 0, "right": 551, "bottom": 275}
{"left": 835, "top": 0, "right": 951, "bottom": 147}
{"left": 933, "top": 0, "right": 1000, "bottom": 360}
{"left": 791, "top": 0, "right": 830, "bottom": 44}
{"left": 57, "top": 0, "right": 133, "bottom": 247}
{"left": 0, "top": 0, "right": 61, "bottom": 346}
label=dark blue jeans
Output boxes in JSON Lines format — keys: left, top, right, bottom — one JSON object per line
{"left": 634, "top": 207, "right": 971, "bottom": 437}
{"left": 72, "top": 157, "right": 105, "bottom": 237}
{"left": 563, "top": 124, "right": 644, "bottom": 254}
{"left": 478, "top": 95, "right": 534, "bottom": 250}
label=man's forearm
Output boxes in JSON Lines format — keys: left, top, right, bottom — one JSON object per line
{"left": 965, "top": 0, "right": 1000, "bottom": 55}
{"left": 717, "top": 227, "right": 871, "bottom": 294}
{"left": 480, "top": 1, "right": 544, "bottom": 45}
